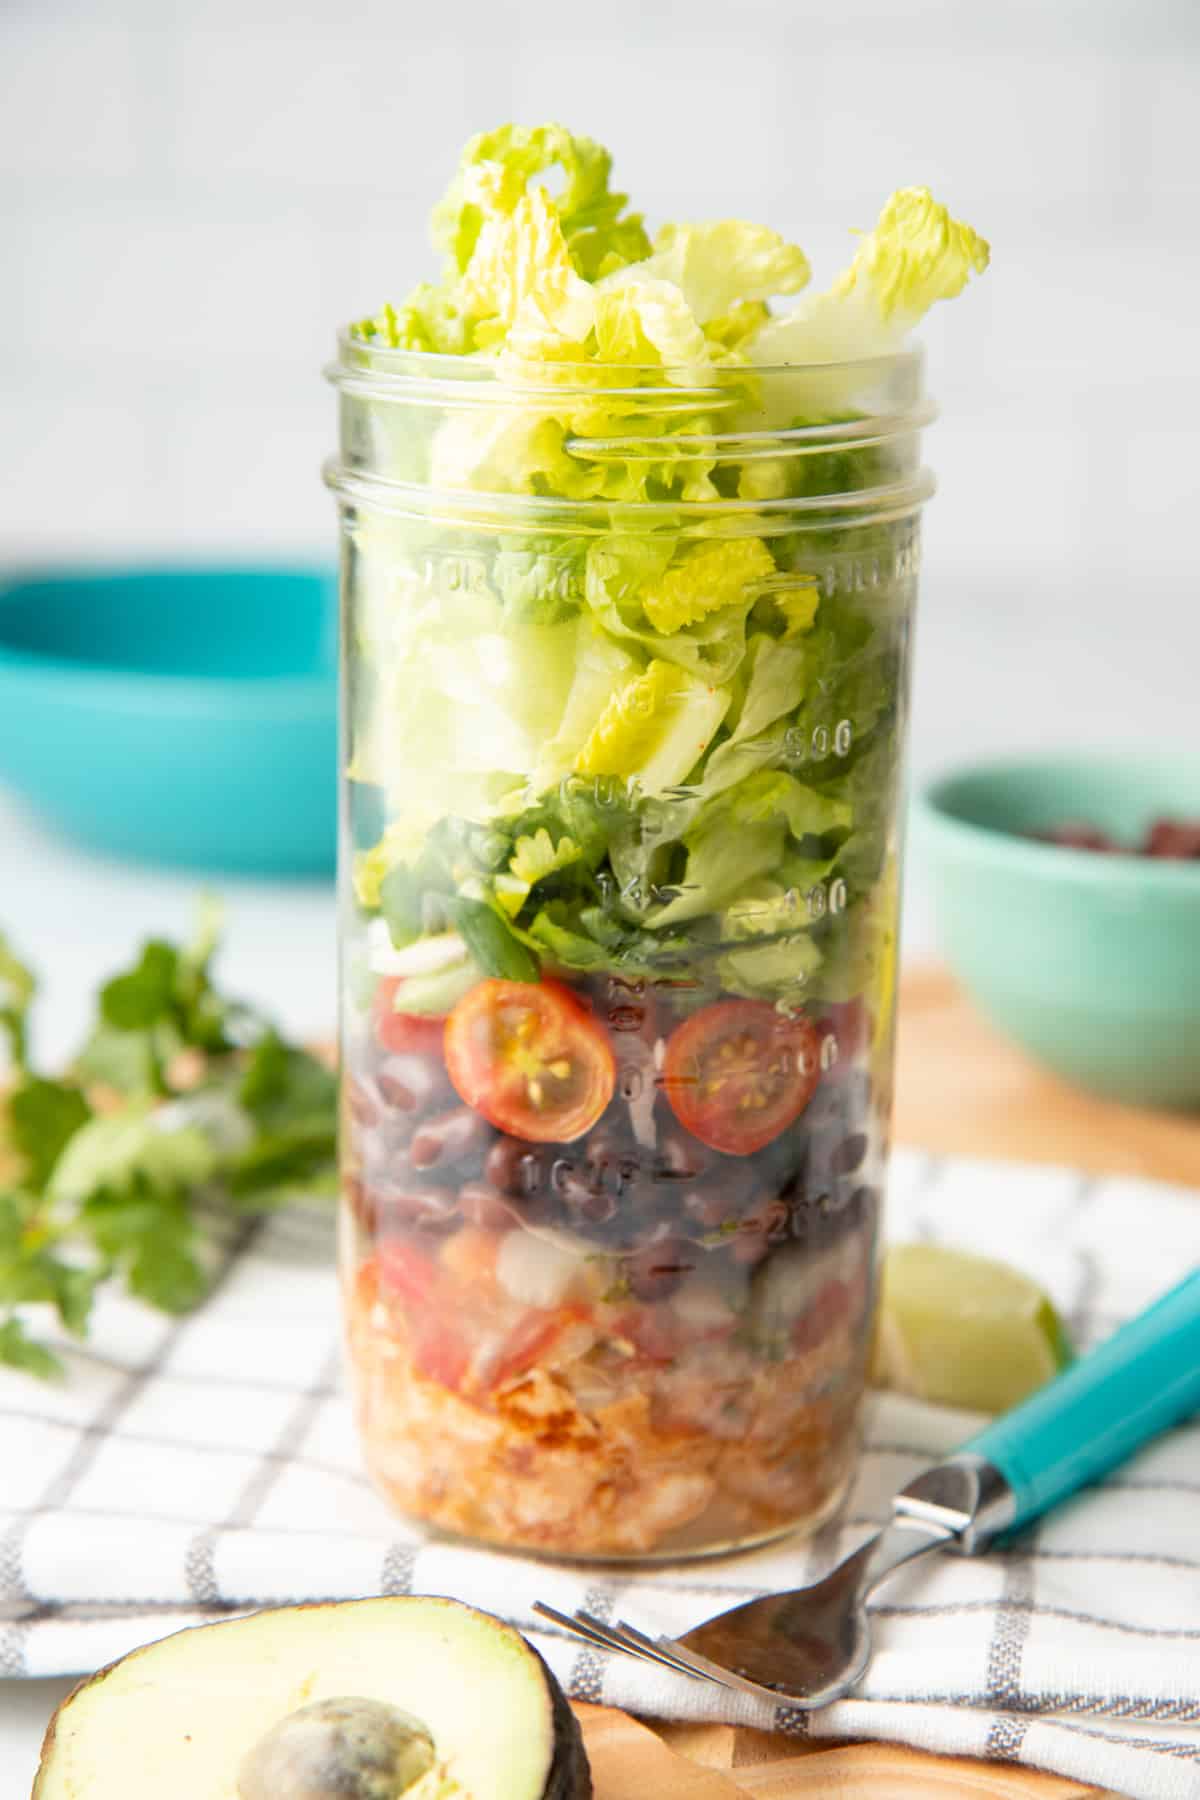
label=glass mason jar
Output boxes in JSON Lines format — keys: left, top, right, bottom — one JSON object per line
{"left": 325, "top": 340, "right": 934, "bottom": 1560}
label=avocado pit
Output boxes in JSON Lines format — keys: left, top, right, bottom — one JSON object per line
{"left": 239, "top": 1696, "right": 437, "bottom": 1800}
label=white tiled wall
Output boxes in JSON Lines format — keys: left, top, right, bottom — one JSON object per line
{"left": 3, "top": 0, "right": 1199, "bottom": 791}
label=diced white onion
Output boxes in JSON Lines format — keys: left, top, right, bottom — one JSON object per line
{"left": 366, "top": 920, "right": 467, "bottom": 978}
{"left": 671, "top": 1278, "right": 738, "bottom": 1336}
{"left": 495, "top": 1229, "right": 588, "bottom": 1310}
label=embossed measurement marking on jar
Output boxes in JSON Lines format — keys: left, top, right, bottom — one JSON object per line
{"left": 601, "top": 975, "right": 661, "bottom": 1109}
{"left": 782, "top": 719, "right": 854, "bottom": 765}
{"left": 579, "top": 774, "right": 627, "bottom": 811}
{"left": 618, "top": 1065, "right": 646, "bottom": 1101}
{"left": 417, "top": 553, "right": 491, "bottom": 595}
{"left": 595, "top": 870, "right": 688, "bottom": 910}
{"left": 603, "top": 972, "right": 647, "bottom": 1034}
{"left": 801, "top": 877, "right": 849, "bottom": 921}
{"left": 803, "top": 534, "right": 921, "bottom": 596}
{"left": 417, "top": 552, "right": 580, "bottom": 603}
{"left": 742, "top": 879, "right": 847, "bottom": 924}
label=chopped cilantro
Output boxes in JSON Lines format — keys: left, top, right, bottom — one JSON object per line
{"left": 0, "top": 920, "right": 338, "bottom": 1379}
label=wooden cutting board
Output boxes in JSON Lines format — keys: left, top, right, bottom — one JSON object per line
{"left": 592, "top": 965, "right": 1200, "bottom": 1798}
{"left": 576, "top": 1705, "right": 1106, "bottom": 1798}
{"left": 893, "top": 965, "right": 1200, "bottom": 1186}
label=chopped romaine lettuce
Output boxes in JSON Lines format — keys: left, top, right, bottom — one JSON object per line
{"left": 639, "top": 538, "right": 775, "bottom": 635}
{"left": 718, "top": 929, "right": 824, "bottom": 999}
{"left": 431, "top": 123, "right": 651, "bottom": 285}
{"left": 601, "top": 220, "right": 810, "bottom": 324}
{"left": 590, "top": 279, "right": 712, "bottom": 382}
{"left": 360, "top": 124, "right": 651, "bottom": 356}
{"left": 460, "top": 183, "right": 596, "bottom": 355}
{"left": 575, "top": 659, "right": 731, "bottom": 794}
{"left": 532, "top": 622, "right": 640, "bottom": 788}
{"left": 645, "top": 771, "right": 852, "bottom": 928}
{"left": 769, "top": 580, "right": 820, "bottom": 636}
{"left": 749, "top": 186, "right": 989, "bottom": 365}
{"left": 583, "top": 538, "right": 758, "bottom": 683}
{"left": 345, "top": 126, "right": 987, "bottom": 1002}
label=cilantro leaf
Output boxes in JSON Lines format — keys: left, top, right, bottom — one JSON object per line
{"left": 86, "top": 909, "right": 242, "bottom": 1097}
{"left": 82, "top": 1181, "right": 207, "bottom": 1314}
{"left": 100, "top": 940, "right": 179, "bottom": 1030}
{"left": 231, "top": 1034, "right": 338, "bottom": 1205}
{"left": 240, "top": 1033, "right": 337, "bottom": 1132}
{"left": 227, "top": 1123, "right": 338, "bottom": 1206}
{"left": 0, "top": 909, "right": 339, "bottom": 1379}
{"left": 74, "top": 1022, "right": 163, "bottom": 1098}
{"left": 0, "top": 933, "right": 36, "bottom": 1075}
{"left": 48, "top": 1111, "right": 218, "bottom": 1206}
{"left": 0, "top": 1316, "right": 64, "bottom": 1380}
{"left": 7, "top": 1078, "right": 92, "bottom": 1192}
{"left": 0, "top": 1190, "right": 101, "bottom": 1343}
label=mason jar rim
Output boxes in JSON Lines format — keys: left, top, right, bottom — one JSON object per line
{"left": 324, "top": 331, "right": 929, "bottom": 400}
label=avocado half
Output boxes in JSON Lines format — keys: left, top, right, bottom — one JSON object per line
{"left": 33, "top": 1596, "right": 591, "bottom": 1800}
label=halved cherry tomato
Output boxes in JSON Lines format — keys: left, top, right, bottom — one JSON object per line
{"left": 373, "top": 977, "right": 446, "bottom": 1054}
{"left": 444, "top": 979, "right": 615, "bottom": 1143}
{"left": 662, "top": 1000, "right": 820, "bottom": 1156}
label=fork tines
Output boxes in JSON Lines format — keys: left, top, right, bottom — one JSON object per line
{"left": 531, "top": 1601, "right": 728, "bottom": 1688}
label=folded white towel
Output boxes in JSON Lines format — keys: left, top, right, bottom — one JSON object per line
{"left": 2, "top": 1149, "right": 1198, "bottom": 1800}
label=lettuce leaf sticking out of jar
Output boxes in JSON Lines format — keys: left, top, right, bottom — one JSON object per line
{"left": 748, "top": 186, "right": 990, "bottom": 365}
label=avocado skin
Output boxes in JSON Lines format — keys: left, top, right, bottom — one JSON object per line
{"left": 537, "top": 1646, "right": 592, "bottom": 1800}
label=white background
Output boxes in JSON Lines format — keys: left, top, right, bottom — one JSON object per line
{"left": 2, "top": 0, "right": 1200, "bottom": 1783}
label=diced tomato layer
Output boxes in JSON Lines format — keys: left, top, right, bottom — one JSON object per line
{"left": 374, "top": 977, "right": 447, "bottom": 1054}
{"left": 363, "top": 1243, "right": 590, "bottom": 1397}
{"left": 612, "top": 1304, "right": 681, "bottom": 1365}
{"left": 411, "top": 1316, "right": 473, "bottom": 1391}
{"left": 486, "top": 1305, "right": 589, "bottom": 1390}
{"left": 376, "top": 1241, "right": 440, "bottom": 1307}
{"left": 792, "top": 1278, "right": 852, "bottom": 1354}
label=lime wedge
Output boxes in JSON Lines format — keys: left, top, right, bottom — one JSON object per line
{"left": 872, "top": 1243, "right": 1073, "bottom": 1415}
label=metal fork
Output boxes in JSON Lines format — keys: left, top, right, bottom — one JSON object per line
{"left": 533, "top": 1468, "right": 974, "bottom": 1709}
{"left": 534, "top": 1269, "right": 1200, "bottom": 1709}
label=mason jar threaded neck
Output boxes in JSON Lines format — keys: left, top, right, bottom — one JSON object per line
{"left": 323, "top": 338, "right": 937, "bottom": 532}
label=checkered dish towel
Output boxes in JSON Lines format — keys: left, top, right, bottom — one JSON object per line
{"left": 3, "top": 1148, "right": 1199, "bottom": 1800}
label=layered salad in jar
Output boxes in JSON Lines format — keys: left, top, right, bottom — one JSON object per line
{"left": 332, "top": 125, "right": 988, "bottom": 1557}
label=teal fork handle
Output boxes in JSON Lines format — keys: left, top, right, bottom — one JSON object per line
{"left": 961, "top": 1265, "right": 1200, "bottom": 1533}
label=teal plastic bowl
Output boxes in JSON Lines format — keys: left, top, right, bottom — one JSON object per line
{"left": 0, "top": 565, "right": 337, "bottom": 875}
{"left": 916, "top": 755, "right": 1200, "bottom": 1110}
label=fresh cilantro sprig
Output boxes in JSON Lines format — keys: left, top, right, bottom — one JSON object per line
{"left": 0, "top": 915, "right": 337, "bottom": 1380}
{"left": 0, "top": 938, "right": 36, "bottom": 1076}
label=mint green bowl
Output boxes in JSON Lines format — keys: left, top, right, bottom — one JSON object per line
{"left": 915, "top": 755, "right": 1200, "bottom": 1111}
